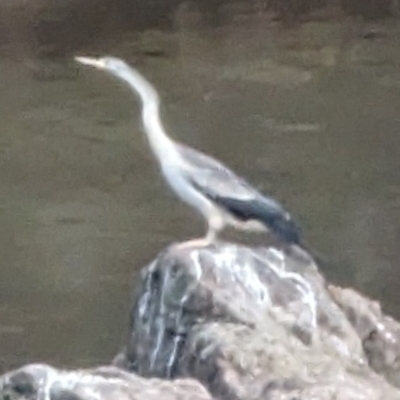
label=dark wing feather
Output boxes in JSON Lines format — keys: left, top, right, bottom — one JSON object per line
{"left": 177, "top": 144, "right": 302, "bottom": 245}
{"left": 207, "top": 196, "right": 301, "bottom": 245}
{"left": 177, "top": 144, "right": 259, "bottom": 200}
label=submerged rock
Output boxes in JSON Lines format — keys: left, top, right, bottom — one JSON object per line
{"left": 115, "top": 242, "right": 400, "bottom": 400}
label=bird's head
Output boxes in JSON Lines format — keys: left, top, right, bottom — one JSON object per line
{"left": 75, "top": 55, "right": 160, "bottom": 107}
{"left": 75, "top": 56, "right": 130, "bottom": 77}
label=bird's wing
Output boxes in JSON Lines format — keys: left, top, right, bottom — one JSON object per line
{"left": 177, "top": 144, "right": 301, "bottom": 245}
{"left": 177, "top": 144, "right": 286, "bottom": 211}
{"left": 177, "top": 144, "right": 261, "bottom": 201}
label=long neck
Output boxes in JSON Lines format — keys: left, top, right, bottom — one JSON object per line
{"left": 116, "top": 68, "right": 177, "bottom": 162}
{"left": 142, "top": 101, "right": 176, "bottom": 161}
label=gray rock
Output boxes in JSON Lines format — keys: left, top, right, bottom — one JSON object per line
{"left": 330, "top": 285, "right": 400, "bottom": 387}
{"left": 116, "top": 242, "right": 400, "bottom": 400}
{"left": 3, "top": 242, "right": 400, "bottom": 400}
{"left": 0, "top": 364, "right": 213, "bottom": 400}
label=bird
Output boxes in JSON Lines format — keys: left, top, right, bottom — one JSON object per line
{"left": 75, "top": 55, "right": 303, "bottom": 250}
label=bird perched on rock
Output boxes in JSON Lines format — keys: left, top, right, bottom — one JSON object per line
{"left": 75, "top": 56, "right": 303, "bottom": 249}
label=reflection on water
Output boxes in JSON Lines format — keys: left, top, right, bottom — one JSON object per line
{"left": 0, "top": 13, "right": 400, "bottom": 371}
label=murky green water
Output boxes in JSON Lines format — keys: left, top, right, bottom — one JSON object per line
{"left": 1, "top": 15, "right": 400, "bottom": 371}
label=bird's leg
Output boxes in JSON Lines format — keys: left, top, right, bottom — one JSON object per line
{"left": 173, "top": 234, "right": 215, "bottom": 251}
{"left": 173, "top": 227, "right": 217, "bottom": 251}
{"left": 204, "top": 226, "right": 217, "bottom": 243}
{"left": 173, "top": 214, "right": 224, "bottom": 251}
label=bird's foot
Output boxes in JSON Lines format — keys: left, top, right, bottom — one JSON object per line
{"left": 173, "top": 237, "right": 216, "bottom": 252}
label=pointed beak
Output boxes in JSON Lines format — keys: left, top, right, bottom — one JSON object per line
{"left": 74, "top": 56, "right": 106, "bottom": 69}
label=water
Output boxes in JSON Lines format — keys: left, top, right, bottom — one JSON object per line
{"left": 0, "top": 13, "right": 400, "bottom": 371}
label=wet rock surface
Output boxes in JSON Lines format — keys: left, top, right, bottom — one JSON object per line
{"left": 330, "top": 285, "right": 400, "bottom": 387}
{"left": 0, "top": 364, "right": 213, "bottom": 400}
{"left": 3, "top": 242, "right": 400, "bottom": 400}
{"left": 114, "top": 243, "right": 400, "bottom": 399}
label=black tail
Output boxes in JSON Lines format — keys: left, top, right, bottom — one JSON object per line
{"left": 209, "top": 196, "right": 302, "bottom": 245}
{"left": 220, "top": 197, "right": 327, "bottom": 266}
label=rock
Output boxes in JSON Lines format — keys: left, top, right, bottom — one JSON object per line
{"left": 3, "top": 242, "right": 400, "bottom": 400}
{"left": 115, "top": 242, "right": 400, "bottom": 399}
{"left": 330, "top": 285, "right": 400, "bottom": 387}
{"left": 0, "top": 364, "right": 213, "bottom": 400}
